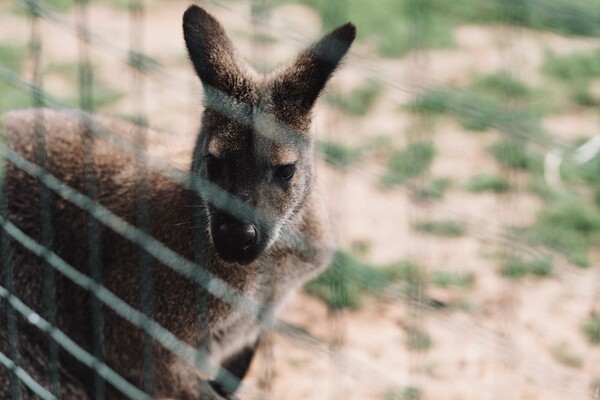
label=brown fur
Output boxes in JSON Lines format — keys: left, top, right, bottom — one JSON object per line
{"left": 0, "top": 5, "right": 354, "bottom": 399}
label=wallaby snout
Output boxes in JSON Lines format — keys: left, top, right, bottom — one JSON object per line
{"left": 212, "top": 216, "right": 260, "bottom": 264}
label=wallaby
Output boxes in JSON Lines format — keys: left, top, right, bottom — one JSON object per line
{"left": 0, "top": 5, "right": 355, "bottom": 399}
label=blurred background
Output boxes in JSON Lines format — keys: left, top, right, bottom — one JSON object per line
{"left": 0, "top": 0, "right": 599, "bottom": 399}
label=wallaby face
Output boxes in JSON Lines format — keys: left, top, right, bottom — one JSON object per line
{"left": 183, "top": 5, "right": 356, "bottom": 265}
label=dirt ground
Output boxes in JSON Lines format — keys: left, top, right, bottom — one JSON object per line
{"left": 1, "top": 1, "right": 599, "bottom": 399}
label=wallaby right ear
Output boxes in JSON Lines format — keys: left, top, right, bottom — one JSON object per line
{"left": 183, "top": 5, "right": 251, "bottom": 101}
{"left": 271, "top": 23, "right": 356, "bottom": 114}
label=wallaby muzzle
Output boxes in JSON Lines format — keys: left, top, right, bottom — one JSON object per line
{"left": 210, "top": 212, "right": 269, "bottom": 264}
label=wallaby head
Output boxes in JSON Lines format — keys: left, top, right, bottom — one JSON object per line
{"left": 183, "top": 6, "right": 355, "bottom": 265}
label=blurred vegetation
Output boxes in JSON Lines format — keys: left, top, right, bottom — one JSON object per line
{"left": 550, "top": 342, "right": 583, "bottom": 368}
{"left": 416, "top": 177, "right": 452, "bottom": 200}
{"left": 583, "top": 315, "right": 600, "bottom": 345}
{"left": 488, "top": 138, "right": 543, "bottom": 171}
{"left": 411, "top": 87, "right": 543, "bottom": 135}
{"left": 44, "top": 62, "right": 123, "bottom": 110}
{"left": 325, "top": 80, "right": 383, "bottom": 116}
{"left": 414, "top": 219, "right": 466, "bottom": 237}
{"left": 525, "top": 194, "right": 600, "bottom": 267}
{"left": 544, "top": 50, "right": 600, "bottom": 81}
{"left": 467, "top": 173, "right": 511, "bottom": 193}
{"left": 430, "top": 270, "right": 474, "bottom": 288}
{"left": 405, "top": 328, "right": 433, "bottom": 351}
{"left": 385, "top": 386, "right": 423, "bottom": 400}
{"left": 317, "top": 140, "right": 362, "bottom": 169}
{"left": 499, "top": 255, "right": 553, "bottom": 278}
{"left": 274, "top": 0, "right": 600, "bottom": 57}
{"left": 0, "top": 44, "right": 32, "bottom": 114}
{"left": 304, "top": 251, "right": 425, "bottom": 309}
{"left": 381, "top": 141, "right": 435, "bottom": 188}
{"left": 471, "top": 71, "right": 531, "bottom": 100}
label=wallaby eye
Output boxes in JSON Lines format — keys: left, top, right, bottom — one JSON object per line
{"left": 204, "top": 155, "right": 224, "bottom": 178}
{"left": 275, "top": 164, "right": 296, "bottom": 183}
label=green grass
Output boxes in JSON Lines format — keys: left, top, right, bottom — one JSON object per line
{"left": 528, "top": 194, "right": 600, "bottom": 267}
{"left": 385, "top": 387, "right": 423, "bottom": 400}
{"left": 0, "top": 44, "right": 32, "bottom": 114}
{"left": 44, "top": 62, "right": 124, "bottom": 110}
{"left": 416, "top": 177, "right": 452, "bottom": 200}
{"left": 488, "top": 138, "right": 543, "bottom": 171}
{"left": 412, "top": 88, "right": 542, "bottom": 135}
{"left": 405, "top": 328, "right": 432, "bottom": 352}
{"left": 304, "top": 252, "right": 423, "bottom": 309}
{"left": 467, "top": 174, "right": 511, "bottom": 193}
{"left": 274, "top": 0, "right": 600, "bottom": 58}
{"left": 414, "top": 219, "right": 466, "bottom": 237}
{"left": 471, "top": 71, "right": 531, "bottom": 100}
{"left": 430, "top": 270, "right": 474, "bottom": 288}
{"left": 274, "top": 0, "right": 455, "bottom": 57}
{"left": 381, "top": 141, "right": 435, "bottom": 188}
{"left": 317, "top": 140, "right": 362, "bottom": 169}
{"left": 582, "top": 315, "right": 600, "bottom": 345}
{"left": 500, "top": 256, "right": 553, "bottom": 278}
{"left": 0, "top": 44, "right": 27, "bottom": 73}
{"left": 550, "top": 342, "right": 583, "bottom": 368}
{"left": 326, "top": 80, "right": 383, "bottom": 116}
{"left": 12, "top": 0, "right": 74, "bottom": 14}
{"left": 544, "top": 50, "right": 600, "bottom": 81}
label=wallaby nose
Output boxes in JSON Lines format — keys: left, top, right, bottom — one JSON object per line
{"left": 218, "top": 222, "right": 257, "bottom": 250}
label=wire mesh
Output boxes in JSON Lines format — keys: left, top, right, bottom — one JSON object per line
{"left": 0, "top": 0, "right": 599, "bottom": 399}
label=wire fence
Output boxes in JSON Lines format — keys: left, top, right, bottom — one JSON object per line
{"left": 0, "top": 0, "right": 599, "bottom": 399}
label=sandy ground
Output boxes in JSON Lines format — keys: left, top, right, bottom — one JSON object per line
{"left": 1, "top": 1, "right": 599, "bottom": 399}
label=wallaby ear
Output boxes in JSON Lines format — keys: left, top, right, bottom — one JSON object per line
{"left": 183, "top": 5, "right": 252, "bottom": 102}
{"left": 272, "top": 23, "right": 356, "bottom": 113}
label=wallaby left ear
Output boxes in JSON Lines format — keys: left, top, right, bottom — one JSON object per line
{"left": 272, "top": 23, "right": 356, "bottom": 113}
{"left": 183, "top": 5, "right": 252, "bottom": 103}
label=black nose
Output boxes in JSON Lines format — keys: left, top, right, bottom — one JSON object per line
{"left": 219, "top": 222, "right": 257, "bottom": 250}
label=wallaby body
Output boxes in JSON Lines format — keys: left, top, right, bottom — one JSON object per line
{"left": 0, "top": 6, "right": 354, "bottom": 399}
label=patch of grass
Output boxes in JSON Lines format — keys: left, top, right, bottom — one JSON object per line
{"left": 430, "top": 270, "right": 474, "bottom": 288}
{"left": 0, "top": 44, "right": 27, "bottom": 73}
{"left": 583, "top": 315, "right": 600, "bottom": 345}
{"left": 406, "top": 328, "right": 432, "bottom": 352}
{"left": 384, "top": 387, "right": 423, "bottom": 400}
{"left": 326, "top": 80, "right": 383, "bottom": 116}
{"left": 317, "top": 140, "right": 362, "bottom": 169}
{"left": 550, "top": 342, "right": 583, "bottom": 368}
{"left": 276, "top": 0, "right": 600, "bottom": 58}
{"left": 381, "top": 141, "right": 435, "bottom": 188}
{"left": 471, "top": 71, "right": 530, "bottom": 100}
{"left": 43, "top": 62, "right": 124, "bottom": 110}
{"left": 0, "top": 45, "right": 32, "bottom": 114}
{"left": 304, "top": 252, "right": 422, "bottom": 309}
{"left": 544, "top": 50, "right": 600, "bottom": 81}
{"left": 500, "top": 256, "right": 553, "bottom": 279}
{"left": 272, "top": 0, "right": 455, "bottom": 57}
{"left": 488, "top": 138, "right": 543, "bottom": 172}
{"left": 572, "top": 85, "right": 600, "bottom": 107}
{"left": 467, "top": 173, "right": 511, "bottom": 193}
{"left": 416, "top": 177, "right": 452, "bottom": 199}
{"left": 460, "top": 0, "right": 600, "bottom": 37}
{"left": 412, "top": 88, "right": 542, "bottom": 135}
{"left": 13, "top": 0, "right": 74, "bottom": 14}
{"left": 414, "top": 219, "right": 465, "bottom": 237}
{"left": 529, "top": 195, "right": 600, "bottom": 267}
